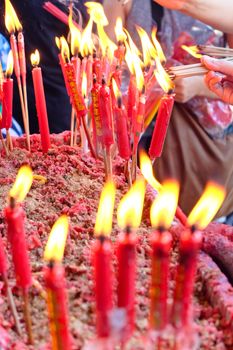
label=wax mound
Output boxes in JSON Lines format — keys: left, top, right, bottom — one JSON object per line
{"left": 0, "top": 133, "right": 232, "bottom": 349}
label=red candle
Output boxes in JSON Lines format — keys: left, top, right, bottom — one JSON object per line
{"left": 0, "top": 235, "right": 7, "bottom": 276}
{"left": 71, "top": 56, "right": 81, "bottom": 89}
{"left": 117, "top": 179, "right": 145, "bottom": 339}
{"left": 113, "top": 92, "right": 131, "bottom": 160}
{"left": 149, "top": 230, "right": 171, "bottom": 330}
{"left": 171, "top": 229, "right": 202, "bottom": 328}
{"left": 132, "top": 91, "right": 146, "bottom": 155}
{"left": 149, "top": 93, "right": 174, "bottom": 160}
{"left": 31, "top": 50, "right": 51, "bottom": 153}
{"left": 2, "top": 70, "right": 13, "bottom": 130}
{"left": 127, "top": 75, "right": 138, "bottom": 131}
{"left": 91, "top": 77, "right": 102, "bottom": 147}
{"left": 44, "top": 215, "right": 71, "bottom": 350}
{"left": 99, "top": 79, "right": 114, "bottom": 148}
{"left": 93, "top": 237, "right": 113, "bottom": 338}
{"left": 93, "top": 181, "right": 116, "bottom": 338}
{"left": 58, "top": 53, "right": 70, "bottom": 98}
{"left": 93, "top": 51, "right": 101, "bottom": 83}
{"left": 149, "top": 179, "right": 180, "bottom": 330}
{"left": 86, "top": 55, "right": 93, "bottom": 94}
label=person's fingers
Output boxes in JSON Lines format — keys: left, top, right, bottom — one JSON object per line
{"left": 205, "top": 71, "right": 223, "bottom": 89}
{"left": 221, "top": 81, "right": 233, "bottom": 104}
{"left": 202, "top": 55, "right": 233, "bottom": 77}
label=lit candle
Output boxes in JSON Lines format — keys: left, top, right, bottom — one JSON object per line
{"left": 149, "top": 58, "right": 175, "bottom": 160}
{"left": 149, "top": 180, "right": 179, "bottom": 331}
{"left": 172, "top": 181, "right": 225, "bottom": 328}
{"left": 44, "top": 215, "right": 71, "bottom": 350}
{"left": 117, "top": 179, "right": 145, "bottom": 340}
{"left": 91, "top": 75, "right": 102, "bottom": 152}
{"left": 2, "top": 51, "right": 14, "bottom": 133}
{"left": 93, "top": 50, "right": 101, "bottom": 83}
{"left": 99, "top": 78, "right": 114, "bottom": 148}
{"left": 114, "top": 18, "right": 126, "bottom": 65}
{"left": 4, "top": 165, "right": 34, "bottom": 344}
{"left": 93, "top": 181, "right": 116, "bottom": 338}
{"left": 31, "top": 50, "right": 51, "bottom": 153}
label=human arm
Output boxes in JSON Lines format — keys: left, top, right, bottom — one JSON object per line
{"left": 201, "top": 56, "right": 233, "bottom": 104}
{"left": 153, "top": 0, "right": 233, "bottom": 34}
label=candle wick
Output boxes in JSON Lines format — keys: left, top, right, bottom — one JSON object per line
{"left": 191, "top": 224, "right": 196, "bottom": 233}
{"left": 126, "top": 226, "right": 131, "bottom": 235}
{"left": 141, "top": 85, "right": 146, "bottom": 95}
{"left": 98, "top": 235, "right": 106, "bottom": 244}
{"left": 167, "top": 88, "right": 175, "bottom": 95}
{"left": 158, "top": 225, "right": 165, "bottom": 233}
{"left": 9, "top": 196, "right": 16, "bottom": 209}
{"left": 117, "top": 96, "right": 122, "bottom": 108}
{"left": 48, "top": 260, "right": 55, "bottom": 269}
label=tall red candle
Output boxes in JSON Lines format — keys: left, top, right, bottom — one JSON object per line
{"left": 112, "top": 85, "right": 131, "bottom": 160}
{"left": 127, "top": 75, "right": 138, "bottom": 131}
{"left": 31, "top": 50, "right": 51, "bottom": 153}
{"left": 91, "top": 77, "right": 102, "bottom": 147}
{"left": 71, "top": 56, "right": 81, "bottom": 88}
{"left": 149, "top": 230, "right": 171, "bottom": 330}
{"left": 93, "top": 51, "right": 101, "bottom": 83}
{"left": 93, "top": 181, "right": 116, "bottom": 338}
{"left": 99, "top": 79, "right": 114, "bottom": 148}
{"left": 132, "top": 91, "right": 146, "bottom": 154}
{"left": 171, "top": 229, "right": 202, "bottom": 328}
{"left": 4, "top": 165, "right": 33, "bottom": 290}
{"left": 44, "top": 215, "right": 71, "bottom": 350}
{"left": 2, "top": 78, "right": 13, "bottom": 130}
{"left": 117, "top": 179, "right": 145, "bottom": 339}
{"left": 86, "top": 55, "right": 93, "bottom": 94}
{"left": 149, "top": 93, "right": 174, "bottom": 160}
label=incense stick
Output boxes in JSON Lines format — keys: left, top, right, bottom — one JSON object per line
{"left": 70, "top": 108, "right": 75, "bottom": 147}
{"left": 43, "top": 2, "right": 81, "bottom": 30}
{"left": 22, "top": 289, "right": 34, "bottom": 345}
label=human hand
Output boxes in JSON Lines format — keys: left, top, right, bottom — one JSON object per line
{"left": 202, "top": 56, "right": 233, "bottom": 104}
{"left": 153, "top": 0, "right": 186, "bottom": 10}
{"left": 174, "top": 76, "right": 205, "bottom": 103}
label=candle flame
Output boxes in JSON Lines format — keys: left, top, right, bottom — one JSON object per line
{"left": 139, "top": 149, "right": 162, "bottom": 192}
{"left": 5, "top": 0, "right": 22, "bottom": 34}
{"left": 55, "top": 36, "right": 61, "bottom": 50}
{"left": 115, "top": 17, "right": 127, "bottom": 43}
{"left": 9, "top": 165, "right": 33, "bottom": 202}
{"left": 30, "top": 49, "right": 40, "bottom": 67}
{"left": 135, "top": 59, "right": 144, "bottom": 92}
{"left": 97, "top": 24, "right": 117, "bottom": 61}
{"left": 82, "top": 71, "right": 87, "bottom": 98}
{"left": 124, "top": 28, "right": 141, "bottom": 56}
{"left": 44, "top": 215, "right": 69, "bottom": 262}
{"left": 150, "top": 179, "right": 180, "bottom": 229}
{"left": 182, "top": 45, "right": 202, "bottom": 59}
{"left": 60, "top": 36, "right": 70, "bottom": 62}
{"left": 69, "top": 8, "right": 81, "bottom": 56}
{"left": 112, "top": 78, "right": 121, "bottom": 99}
{"left": 80, "top": 18, "right": 94, "bottom": 57}
{"left": 85, "top": 2, "right": 108, "bottom": 26}
{"left": 136, "top": 25, "right": 157, "bottom": 67}
{"left": 117, "top": 178, "right": 146, "bottom": 229}
{"left": 6, "top": 50, "right": 13, "bottom": 77}
{"left": 125, "top": 42, "right": 135, "bottom": 75}
{"left": 187, "top": 181, "right": 226, "bottom": 230}
{"left": 151, "top": 27, "right": 166, "bottom": 63}
{"left": 155, "top": 57, "right": 174, "bottom": 93}
{"left": 94, "top": 181, "right": 116, "bottom": 237}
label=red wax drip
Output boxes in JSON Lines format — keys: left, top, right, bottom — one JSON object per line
{"left": 171, "top": 229, "right": 202, "bottom": 328}
{"left": 32, "top": 66, "right": 51, "bottom": 153}
{"left": 149, "top": 231, "right": 171, "bottom": 330}
{"left": 149, "top": 94, "right": 174, "bottom": 159}
{"left": 5, "top": 205, "right": 32, "bottom": 289}
{"left": 93, "top": 238, "right": 113, "bottom": 338}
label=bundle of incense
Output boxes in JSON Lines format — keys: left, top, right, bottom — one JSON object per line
{"left": 43, "top": 2, "right": 81, "bottom": 30}
{"left": 169, "top": 57, "right": 233, "bottom": 79}
{"left": 197, "top": 45, "right": 233, "bottom": 57}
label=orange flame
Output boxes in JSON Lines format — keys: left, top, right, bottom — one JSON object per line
{"left": 136, "top": 25, "right": 157, "bottom": 67}
{"left": 5, "top": 0, "right": 22, "bottom": 34}
{"left": 139, "top": 150, "right": 162, "bottom": 192}
{"left": 125, "top": 42, "right": 135, "bottom": 75}
{"left": 80, "top": 18, "right": 94, "bottom": 57}
{"left": 44, "top": 215, "right": 69, "bottom": 262}
{"left": 97, "top": 23, "right": 117, "bottom": 60}
{"left": 151, "top": 27, "right": 166, "bottom": 63}
{"left": 60, "top": 36, "right": 70, "bottom": 62}
{"left": 150, "top": 179, "right": 180, "bottom": 229}
{"left": 30, "top": 49, "right": 40, "bottom": 67}
{"left": 182, "top": 45, "right": 202, "bottom": 59}
{"left": 9, "top": 165, "right": 33, "bottom": 202}
{"left": 82, "top": 71, "right": 87, "bottom": 98}
{"left": 6, "top": 50, "right": 13, "bottom": 77}
{"left": 155, "top": 57, "right": 174, "bottom": 93}
{"left": 124, "top": 28, "right": 141, "bottom": 56}
{"left": 187, "top": 181, "right": 226, "bottom": 230}
{"left": 115, "top": 17, "right": 127, "bottom": 43}
{"left": 85, "top": 2, "right": 108, "bottom": 26}
{"left": 69, "top": 8, "right": 81, "bottom": 56}
{"left": 94, "top": 181, "right": 116, "bottom": 237}
{"left": 125, "top": 42, "right": 144, "bottom": 91}
{"left": 117, "top": 178, "right": 146, "bottom": 229}
{"left": 112, "top": 78, "right": 121, "bottom": 99}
